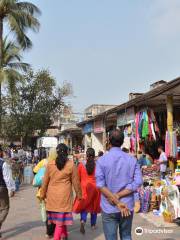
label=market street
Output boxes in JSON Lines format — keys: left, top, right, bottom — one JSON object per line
{"left": 1, "top": 186, "right": 180, "bottom": 240}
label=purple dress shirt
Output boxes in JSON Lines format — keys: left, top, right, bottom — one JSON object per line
{"left": 95, "top": 147, "right": 143, "bottom": 213}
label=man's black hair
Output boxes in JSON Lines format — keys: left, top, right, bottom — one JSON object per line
{"left": 109, "top": 129, "right": 124, "bottom": 147}
{"left": 158, "top": 145, "right": 164, "bottom": 151}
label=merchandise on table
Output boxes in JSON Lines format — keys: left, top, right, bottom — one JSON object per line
{"left": 142, "top": 165, "right": 160, "bottom": 182}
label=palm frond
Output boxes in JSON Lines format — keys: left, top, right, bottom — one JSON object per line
{"left": 8, "top": 62, "right": 30, "bottom": 72}
{"left": 8, "top": 14, "right": 32, "bottom": 49}
{"left": 17, "top": 2, "right": 41, "bottom": 16}
{"left": 1, "top": 0, "right": 40, "bottom": 49}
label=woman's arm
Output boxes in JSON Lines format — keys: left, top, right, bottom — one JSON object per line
{"left": 40, "top": 165, "right": 50, "bottom": 200}
{"left": 72, "top": 165, "right": 82, "bottom": 199}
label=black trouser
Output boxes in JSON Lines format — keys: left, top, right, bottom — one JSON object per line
{"left": 46, "top": 219, "right": 55, "bottom": 236}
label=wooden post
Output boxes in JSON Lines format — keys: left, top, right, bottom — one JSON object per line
{"left": 167, "top": 95, "right": 174, "bottom": 171}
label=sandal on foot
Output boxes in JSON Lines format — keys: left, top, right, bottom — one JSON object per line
{"left": 80, "top": 222, "right": 85, "bottom": 234}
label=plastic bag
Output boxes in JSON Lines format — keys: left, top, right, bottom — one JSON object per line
{"left": 33, "top": 167, "right": 46, "bottom": 187}
{"left": 40, "top": 201, "right": 47, "bottom": 222}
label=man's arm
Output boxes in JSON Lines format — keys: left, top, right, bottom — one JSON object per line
{"left": 3, "top": 162, "right": 15, "bottom": 195}
{"left": 116, "top": 162, "right": 143, "bottom": 199}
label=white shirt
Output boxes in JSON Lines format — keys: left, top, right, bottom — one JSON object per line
{"left": 2, "top": 162, "right": 15, "bottom": 192}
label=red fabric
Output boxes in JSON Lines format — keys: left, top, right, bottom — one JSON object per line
{"left": 54, "top": 225, "right": 68, "bottom": 240}
{"left": 73, "top": 163, "right": 101, "bottom": 214}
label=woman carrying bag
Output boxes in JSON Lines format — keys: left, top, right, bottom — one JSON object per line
{"left": 33, "top": 148, "right": 57, "bottom": 239}
{"left": 40, "top": 144, "right": 82, "bottom": 240}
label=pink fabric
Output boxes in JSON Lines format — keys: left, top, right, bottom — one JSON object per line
{"left": 135, "top": 113, "right": 139, "bottom": 143}
{"left": 54, "top": 225, "right": 68, "bottom": 240}
{"left": 165, "top": 131, "right": 170, "bottom": 157}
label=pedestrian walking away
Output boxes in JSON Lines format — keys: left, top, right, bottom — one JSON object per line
{"left": 0, "top": 151, "right": 15, "bottom": 239}
{"left": 40, "top": 144, "right": 82, "bottom": 240}
{"left": 33, "top": 148, "right": 58, "bottom": 238}
{"left": 96, "top": 129, "right": 143, "bottom": 240}
{"left": 73, "top": 148, "right": 101, "bottom": 234}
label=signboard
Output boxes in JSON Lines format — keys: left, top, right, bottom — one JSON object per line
{"left": 117, "top": 107, "right": 135, "bottom": 126}
{"left": 83, "top": 122, "right": 93, "bottom": 134}
{"left": 94, "top": 119, "right": 104, "bottom": 133}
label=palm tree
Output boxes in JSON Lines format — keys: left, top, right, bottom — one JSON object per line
{"left": 0, "top": 0, "right": 40, "bottom": 129}
{"left": 0, "top": 36, "right": 30, "bottom": 92}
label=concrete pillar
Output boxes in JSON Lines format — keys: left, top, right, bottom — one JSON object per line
{"left": 167, "top": 95, "right": 174, "bottom": 171}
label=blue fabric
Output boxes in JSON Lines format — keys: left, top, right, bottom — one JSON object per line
{"left": 137, "top": 157, "right": 147, "bottom": 168}
{"left": 80, "top": 211, "right": 97, "bottom": 226}
{"left": 33, "top": 167, "right": 46, "bottom": 187}
{"left": 102, "top": 211, "right": 133, "bottom": 240}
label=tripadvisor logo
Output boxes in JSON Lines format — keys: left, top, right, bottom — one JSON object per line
{"left": 135, "top": 227, "right": 143, "bottom": 236}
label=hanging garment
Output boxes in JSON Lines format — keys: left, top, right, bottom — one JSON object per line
{"left": 135, "top": 113, "right": 140, "bottom": 148}
{"left": 138, "top": 112, "right": 144, "bottom": 138}
{"left": 148, "top": 111, "right": 153, "bottom": 139}
{"left": 165, "top": 131, "right": 178, "bottom": 158}
{"left": 122, "top": 136, "right": 131, "bottom": 150}
{"left": 151, "top": 110, "right": 160, "bottom": 133}
{"left": 142, "top": 111, "right": 149, "bottom": 138}
{"left": 151, "top": 123, "right": 156, "bottom": 140}
{"left": 165, "top": 131, "right": 170, "bottom": 157}
{"left": 172, "top": 131, "right": 177, "bottom": 158}
{"left": 130, "top": 136, "right": 136, "bottom": 153}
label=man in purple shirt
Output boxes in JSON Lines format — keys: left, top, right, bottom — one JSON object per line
{"left": 96, "top": 129, "right": 143, "bottom": 240}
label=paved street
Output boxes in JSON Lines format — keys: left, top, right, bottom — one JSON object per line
{"left": 1, "top": 186, "right": 180, "bottom": 240}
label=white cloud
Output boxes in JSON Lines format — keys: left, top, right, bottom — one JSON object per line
{"left": 149, "top": 0, "right": 180, "bottom": 39}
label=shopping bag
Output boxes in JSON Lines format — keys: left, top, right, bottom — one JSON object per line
{"left": 40, "top": 201, "right": 47, "bottom": 222}
{"left": 33, "top": 167, "right": 46, "bottom": 187}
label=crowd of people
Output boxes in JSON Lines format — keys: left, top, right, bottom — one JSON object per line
{"left": 31, "top": 129, "right": 143, "bottom": 240}
{"left": 0, "top": 129, "right": 170, "bottom": 240}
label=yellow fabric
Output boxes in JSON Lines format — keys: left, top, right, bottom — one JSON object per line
{"left": 33, "top": 148, "right": 57, "bottom": 174}
{"left": 33, "top": 159, "right": 46, "bottom": 174}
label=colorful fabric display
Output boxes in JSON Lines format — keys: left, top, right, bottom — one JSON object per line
{"left": 165, "top": 131, "right": 177, "bottom": 158}
{"left": 139, "top": 187, "right": 151, "bottom": 213}
{"left": 142, "top": 165, "right": 160, "bottom": 182}
{"left": 142, "top": 111, "right": 149, "bottom": 138}
{"left": 135, "top": 109, "right": 159, "bottom": 142}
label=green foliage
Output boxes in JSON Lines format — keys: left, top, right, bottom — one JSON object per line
{"left": 2, "top": 69, "right": 72, "bottom": 143}
{"left": 0, "top": 0, "right": 41, "bottom": 49}
{"left": 0, "top": 36, "right": 30, "bottom": 88}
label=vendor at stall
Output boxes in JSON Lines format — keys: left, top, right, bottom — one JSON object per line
{"left": 157, "top": 146, "right": 168, "bottom": 179}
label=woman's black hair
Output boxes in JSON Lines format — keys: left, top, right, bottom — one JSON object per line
{"left": 56, "top": 144, "right": 68, "bottom": 171}
{"left": 86, "top": 148, "right": 95, "bottom": 175}
{"left": 98, "top": 151, "right": 104, "bottom": 157}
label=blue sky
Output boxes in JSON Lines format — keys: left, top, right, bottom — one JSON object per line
{"left": 24, "top": 0, "right": 180, "bottom": 112}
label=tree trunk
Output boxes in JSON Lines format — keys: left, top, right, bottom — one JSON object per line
{"left": 0, "top": 18, "right": 3, "bottom": 135}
